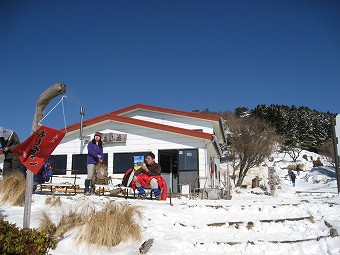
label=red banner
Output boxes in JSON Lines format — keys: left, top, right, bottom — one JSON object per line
{"left": 12, "top": 126, "right": 65, "bottom": 174}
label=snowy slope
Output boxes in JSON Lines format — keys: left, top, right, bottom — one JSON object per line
{"left": 1, "top": 150, "right": 339, "bottom": 255}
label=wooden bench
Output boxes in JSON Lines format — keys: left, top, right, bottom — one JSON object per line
{"left": 39, "top": 183, "right": 76, "bottom": 194}
{"left": 39, "top": 170, "right": 80, "bottom": 194}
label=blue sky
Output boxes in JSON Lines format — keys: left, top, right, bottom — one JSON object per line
{"left": 1, "top": 0, "right": 339, "bottom": 141}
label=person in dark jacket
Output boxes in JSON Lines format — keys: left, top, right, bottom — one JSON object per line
{"left": 0, "top": 127, "right": 21, "bottom": 175}
{"left": 84, "top": 132, "right": 104, "bottom": 194}
{"left": 133, "top": 152, "right": 162, "bottom": 199}
{"left": 289, "top": 171, "right": 296, "bottom": 187}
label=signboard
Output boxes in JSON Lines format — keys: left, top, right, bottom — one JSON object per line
{"left": 103, "top": 133, "right": 127, "bottom": 144}
{"left": 85, "top": 133, "right": 127, "bottom": 144}
{"left": 12, "top": 126, "right": 65, "bottom": 174}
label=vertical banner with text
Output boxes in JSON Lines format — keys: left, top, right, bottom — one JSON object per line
{"left": 13, "top": 126, "right": 65, "bottom": 174}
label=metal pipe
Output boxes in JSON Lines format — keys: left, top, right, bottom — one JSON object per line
{"left": 80, "top": 106, "right": 85, "bottom": 140}
{"left": 331, "top": 114, "right": 340, "bottom": 194}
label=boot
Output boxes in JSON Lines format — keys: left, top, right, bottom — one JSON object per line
{"left": 152, "top": 188, "right": 161, "bottom": 200}
{"left": 84, "top": 179, "right": 91, "bottom": 195}
{"left": 137, "top": 187, "right": 146, "bottom": 199}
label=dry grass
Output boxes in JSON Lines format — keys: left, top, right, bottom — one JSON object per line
{"left": 55, "top": 209, "right": 87, "bottom": 238}
{"left": 287, "top": 163, "right": 304, "bottom": 171}
{"left": 0, "top": 172, "right": 26, "bottom": 206}
{"left": 76, "top": 202, "right": 142, "bottom": 247}
{"left": 45, "top": 194, "right": 62, "bottom": 207}
{"left": 38, "top": 208, "right": 87, "bottom": 239}
{"left": 38, "top": 211, "right": 57, "bottom": 236}
{"left": 38, "top": 201, "right": 142, "bottom": 248}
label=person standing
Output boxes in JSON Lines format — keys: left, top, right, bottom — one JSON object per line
{"left": 289, "top": 170, "right": 296, "bottom": 187}
{"left": 0, "top": 127, "right": 21, "bottom": 175}
{"left": 85, "top": 132, "right": 103, "bottom": 195}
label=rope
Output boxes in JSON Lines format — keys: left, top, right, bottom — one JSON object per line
{"left": 61, "top": 97, "right": 67, "bottom": 131}
{"left": 38, "top": 95, "right": 67, "bottom": 128}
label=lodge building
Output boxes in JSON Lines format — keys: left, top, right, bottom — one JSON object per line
{"left": 2, "top": 104, "right": 227, "bottom": 193}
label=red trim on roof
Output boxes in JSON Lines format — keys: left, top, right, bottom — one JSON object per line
{"left": 65, "top": 114, "right": 212, "bottom": 140}
{"left": 110, "top": 104, "right": 221, "bottom": 122}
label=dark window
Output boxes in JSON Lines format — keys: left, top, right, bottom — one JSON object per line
{"left": 178, "top": 149, "right": 198, "bottom": 171}
{"left": 113, "top": 153, "right": 133, "bottom": 173}
{"left": 113, "top": 152, "right": 148, "bottom": 173}
{"left": 72, "top": 153, "right": 109, "bottom": 175}
{"left": 160, "top": 154, "right": 171, "bottom": 173}
{"left": 48, "top": 155, "right": 67, "bottom": 175}
{"left": 72, "top": 154, "right": 87, "bottom": 174}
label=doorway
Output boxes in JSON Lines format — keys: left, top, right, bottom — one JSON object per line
{"left": 159, "top": 149, "right": 199, "bottom": 193}
{"left": 159, "top": 150, "right": 179, "bottom": 193}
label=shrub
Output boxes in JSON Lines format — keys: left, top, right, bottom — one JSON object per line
{"left": 313, "top": 157, "right": 323, "bottom": 167}
{"left": 287, "top": 164, "right": 304, "bottom": 171}
{"left": 302, "top": 154, "right": 308, "bottom": 161}
{"left": 0, "top": 218, "right": 56, "bottom": 255}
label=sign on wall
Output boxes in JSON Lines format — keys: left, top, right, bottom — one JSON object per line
{"left": 85, "top": 133, "right": 127, "bottom": 144}
{"left": 102, "top": 133, "right": 127, "bottom": 144}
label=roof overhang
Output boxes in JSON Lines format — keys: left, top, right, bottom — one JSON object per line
{"left": 65, "top": 114, "right": 213, "bottom": 141}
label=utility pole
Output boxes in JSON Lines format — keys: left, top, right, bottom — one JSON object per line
{"left": 331, "top": 114, "right": 340, "bottom": 194}
{"left": 80, "top": 106, "right": 85, "bottom": 140}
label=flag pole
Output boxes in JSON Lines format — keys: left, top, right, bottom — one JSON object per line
{"left": 23, "top": 83, "right": 66, "bottom": 228}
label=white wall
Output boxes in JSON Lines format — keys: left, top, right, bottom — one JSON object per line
{"left": 53, "top": 121, "right": 218, "bottom": 183}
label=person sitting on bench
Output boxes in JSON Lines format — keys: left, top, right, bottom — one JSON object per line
{"left": 133, "top": 152, "right": 162, "bottom": 199}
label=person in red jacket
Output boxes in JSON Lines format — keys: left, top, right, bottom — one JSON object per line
{"left": 133, "top": 152, "right": 164, "bottom": 200}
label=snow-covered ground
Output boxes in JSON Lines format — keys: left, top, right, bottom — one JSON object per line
{"left": 1, "top": 150, "right": 339, "bottom": 255}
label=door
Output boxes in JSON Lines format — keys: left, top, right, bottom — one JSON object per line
{"left": 159, "top": 149, "right": 198, "bottom": 193}
{"left": 178, "top": 149, "right": 198, "bottom": 192}
{"left": 159, "top": 150, "right": 178, "bottom": 193}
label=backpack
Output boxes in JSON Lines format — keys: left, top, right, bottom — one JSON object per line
{"left": 42, "top": 162, "right": 53, "bottom": 182}
{"left": 93, "top": 164, "right": 109, "bottom": 185}
{"left": 95, "top": 164, "right": 108, "bottom": 179}
{"left": 122, "top": 168, "right": 134, "bottom": 187}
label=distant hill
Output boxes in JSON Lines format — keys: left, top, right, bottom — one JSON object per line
{"left": 194, "top": 104, "right": 334, "bottom": 153}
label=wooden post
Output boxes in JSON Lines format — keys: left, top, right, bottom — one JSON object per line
{"left": 169, "top": 188, "right": 173, "bottom": 206}
{"left": 23, "top": 82, "right": 66, "bottom": 228}
{"left": 139, "top": 239, "right": 154, "bottom": 254}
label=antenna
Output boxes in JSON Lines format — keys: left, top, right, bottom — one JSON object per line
{"left": 80, "top": 106, "right": 85, "bottom": 140}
